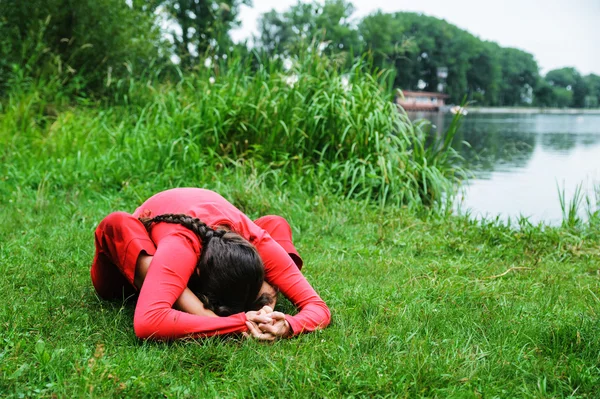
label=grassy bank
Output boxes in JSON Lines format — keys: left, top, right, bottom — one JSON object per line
{"left": 1, "top": 184, "right": 600, "bottom": 397}
{"left": 2, "top": 52, "right": 600, "bottom": 397}
{"left": 467, "top": 107, "right": 600, "bottom": 115}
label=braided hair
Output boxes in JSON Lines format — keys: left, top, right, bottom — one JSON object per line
{"left": 139, "top": 213, "right": 267, "bottom": 316}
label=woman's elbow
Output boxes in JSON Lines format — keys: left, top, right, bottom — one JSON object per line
{"left": 309, "top": 300, "right": 331, "bottom": 330}
{"left": 322, "top": 304, "right": 332, "bottom": 327}
{"left": 133, "top": 315, "right": 158, "bottom": 340}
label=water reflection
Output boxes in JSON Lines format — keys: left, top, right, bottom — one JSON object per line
{"left": 413, "top": 112, "right": 600, "bottom": 224}
{"left": 540, "top": 133, "right": 577, "bottom": 152}
{"left": 457, "top": 128, "right": 536, "bottom": 175}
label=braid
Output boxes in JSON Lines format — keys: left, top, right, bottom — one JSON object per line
{"left": 139, "top": 213, "right": 224, "bottom": 246}
{"left": 138, "top": 212, "right": 264, "bottom": 316}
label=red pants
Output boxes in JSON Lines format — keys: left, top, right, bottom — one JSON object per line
{"left": 90, "top": 213, "right": 302, "bottom": 300}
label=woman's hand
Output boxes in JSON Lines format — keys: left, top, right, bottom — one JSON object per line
{"left": 259, "top": 311, "right": 291, "bottom": 338}
{"left": 244, "top": 308, "right": 291, "bottom": 341}
{"left": 245, "top": 306, "right": 274, "bottom": 325}
{"left": 245, "top": 306, "right": 275, "bottom": 341}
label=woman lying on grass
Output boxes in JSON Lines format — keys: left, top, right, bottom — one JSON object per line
{"left": 90, "top": 188, "right": 330, "bottom": 341}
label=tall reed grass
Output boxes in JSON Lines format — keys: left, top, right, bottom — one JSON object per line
{"left": 1, "top": 49, "right": 464, "bottom": 209}
{"left": 557, "top": 181, "right": 600, "bottom": 229}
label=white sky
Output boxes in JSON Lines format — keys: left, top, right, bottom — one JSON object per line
{"left": 230, "top": 0, "right": 600, "bottom": 75}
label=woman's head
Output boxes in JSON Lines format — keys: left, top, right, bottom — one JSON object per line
{"left": 140, "top": 214, "right": 267, "bottom": 316}
{"left": 196, "top": 230, "right": 266, "bottom": 315}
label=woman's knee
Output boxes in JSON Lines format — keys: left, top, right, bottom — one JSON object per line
{"left": 98, "top": 211, "right": 135, "bottom": 231}
{"left": 96, "top": 212, "right": 143, "bottom": 243}
{"left": 254, "top": 215, "right": 292, "bottom": 234}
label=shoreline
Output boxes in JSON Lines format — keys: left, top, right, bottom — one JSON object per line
{"left": 465, "top": 106, "right": 600, "bottom": 115}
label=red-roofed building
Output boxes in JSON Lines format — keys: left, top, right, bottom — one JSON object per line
{"left": 396, "top": 91, "right": 449, "bottom": 112}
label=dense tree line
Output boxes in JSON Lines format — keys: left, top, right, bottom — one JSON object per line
{"left": 258, "top": 1, "right": 598, "bottom": 108}
{"left": 0, "top": 0, "right": 161, "bottom": 95}
{"left": 1, "top": 0, "right": 598, "bottom": 108}
{"left": 0, "top": 0, "right": 247, "bottom": 96}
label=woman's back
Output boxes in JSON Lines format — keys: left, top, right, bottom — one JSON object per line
{"left": 133, "top": 188, "right": 264, "bottom": 245}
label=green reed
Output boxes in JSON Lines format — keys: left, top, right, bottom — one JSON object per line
{"left": 557, "top": 182, "right": 600, "bottom": 232}
{"left": 1, "top": 48, "right": 463, "bottom": 211}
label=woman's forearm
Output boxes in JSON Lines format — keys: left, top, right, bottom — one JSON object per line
{"left": 174, "top": 288, "right": 217, "bottom": 317}
{"left": 135, "top": 253, "right": 217, "bottom": 317}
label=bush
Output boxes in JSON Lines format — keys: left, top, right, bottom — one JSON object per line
{"left": 0, "top": 0, "right": 164, "bottom": 98}
{"left": 1, "top": 49, "right": 463, "bottom": 210}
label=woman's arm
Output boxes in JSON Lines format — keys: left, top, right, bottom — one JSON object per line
{"left": 133, "top": 223, "right": 266, "bottom": 340}
{"left": 176, "top": 289, "right": 217, "bottom": 316}
{"left": 135, "top": 253, "right": 217, "bottom": 317}
{"left": 256, "top": 236, "right": 331, "bottom": 336}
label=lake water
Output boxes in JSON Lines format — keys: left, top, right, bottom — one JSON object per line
{"left": 416, "top": 112, "right": 600, "bottom": 225}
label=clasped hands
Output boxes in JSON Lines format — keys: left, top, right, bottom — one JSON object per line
{"left": 244, "top": 306, "right": 291, "bottom": 341}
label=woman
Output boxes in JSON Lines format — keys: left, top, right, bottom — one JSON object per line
{"left": 90, "top": 188, "right": 331, "bottom": 341}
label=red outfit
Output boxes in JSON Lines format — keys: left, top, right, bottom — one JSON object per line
{"left": 91, "top": 188, "right": 330, "bottom": 340}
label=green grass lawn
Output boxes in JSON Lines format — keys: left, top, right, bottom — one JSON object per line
{"left": 1, "top": 53, "right": 598, "bottom": 397}
{"left": 1, "top": 186, "right": 599, "bottom": 398}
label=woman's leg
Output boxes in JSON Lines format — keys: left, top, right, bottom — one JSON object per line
{"left": 254, "top": 215, "right": 303, "bottom": 270}
{"left": 90, "top": 212, "right": 156, "bottom": 300}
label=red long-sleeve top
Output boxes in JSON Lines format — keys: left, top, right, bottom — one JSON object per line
{"left": 131, "top": 188, "right": 330, "bottom": 340}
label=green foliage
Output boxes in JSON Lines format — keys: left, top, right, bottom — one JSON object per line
{"left": 546, "top": 67, "right": 581, "bottom": 88}
{"left": 534, "top": 69, "right": 600, "bottom": 109}
{"left": 0, "top": 0, "right": 163, "bottom": 97}
{"left": 260, "top": 5, "right": 599, "bottom": 109}
{"left": 557, "top": 182, "right": 600, "bottom": 230}
{"left": 533, "top": 79, "right": 556, "bottom": 107}
{"left": 160, "top": 0, "right": 251, "bottom": 65}
{"left": 4, "top": 0, "right": 597, "bottom": 110}
{"left": 359, "top": 12, "right": 533, "bottom": 106}
{"left": 585, "top": 74, "right": 600, "bottom": 101}
{"left": 552, "top": 87, "right": 575, "bottom": 108}
{"left": 355, "top": 11, "right": 399, "bottom": 69}
{"left": 466, "top": 42, "right": 501, "bottom": 105}
{"left": 258, "top": 0, "right": 359, "bottom": 57}
{"left": 1, "top": 49, "right": 463, "bottom": 209}
{"left": 545, "top": 67, "right": 589, "bottom": 108}
{"left": 585, "top": 95, "right": 599, "bottom": 109}
{"left": 558, "top": 183, "right": 585, "bottom": 228}
{"left": 583, "top": 74, "right": 600, "bottom": 108}
{"left": 496, "top": 47, "right": 539, "bottom": 106}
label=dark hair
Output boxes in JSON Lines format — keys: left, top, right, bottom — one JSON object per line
{"left": 139, "top": 213, "right": 266, "bottom": 316}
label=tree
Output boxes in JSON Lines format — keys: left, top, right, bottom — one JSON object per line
{"left": 258, "top": 5, "right": 547, "bottom": 107}
{"left": 545, "top": 67, "right": 579, "bottom": 88}
{"left": 257, "top": 0, "right": 359, "bottom": 57}
{"left": 359, "top": 12, "right": 511, "bottom": 104}
{"left": 466, "top": 41, "right": 501, "bottom": 105}
{"left": 584, "top": 74, "right": 600, "bottom": 108}
{"left": 552, "top": 87, "right": 574, "bottom": 108}
{"left": 533, "top": 79, "right": 556, "bottom": 107}
{"left": 0, "top": 0, "right": 162, "bottom": 95}
{"left": 257, "top": 9, "right": 294, "bottom": 56}
{"left": 544, "top": 67, "right": 588, "bottom": 108}
{"left": 161, "top": 0, "right": 251, "bottom": 65}
{"left": 357, "top": 11, "right": 397, "bottom": 68}
{"left": 497, "top": 47, "right": 539, "bottom": 106}
{"left": 359, "top": 12, "right": 420, "bottom": 91}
